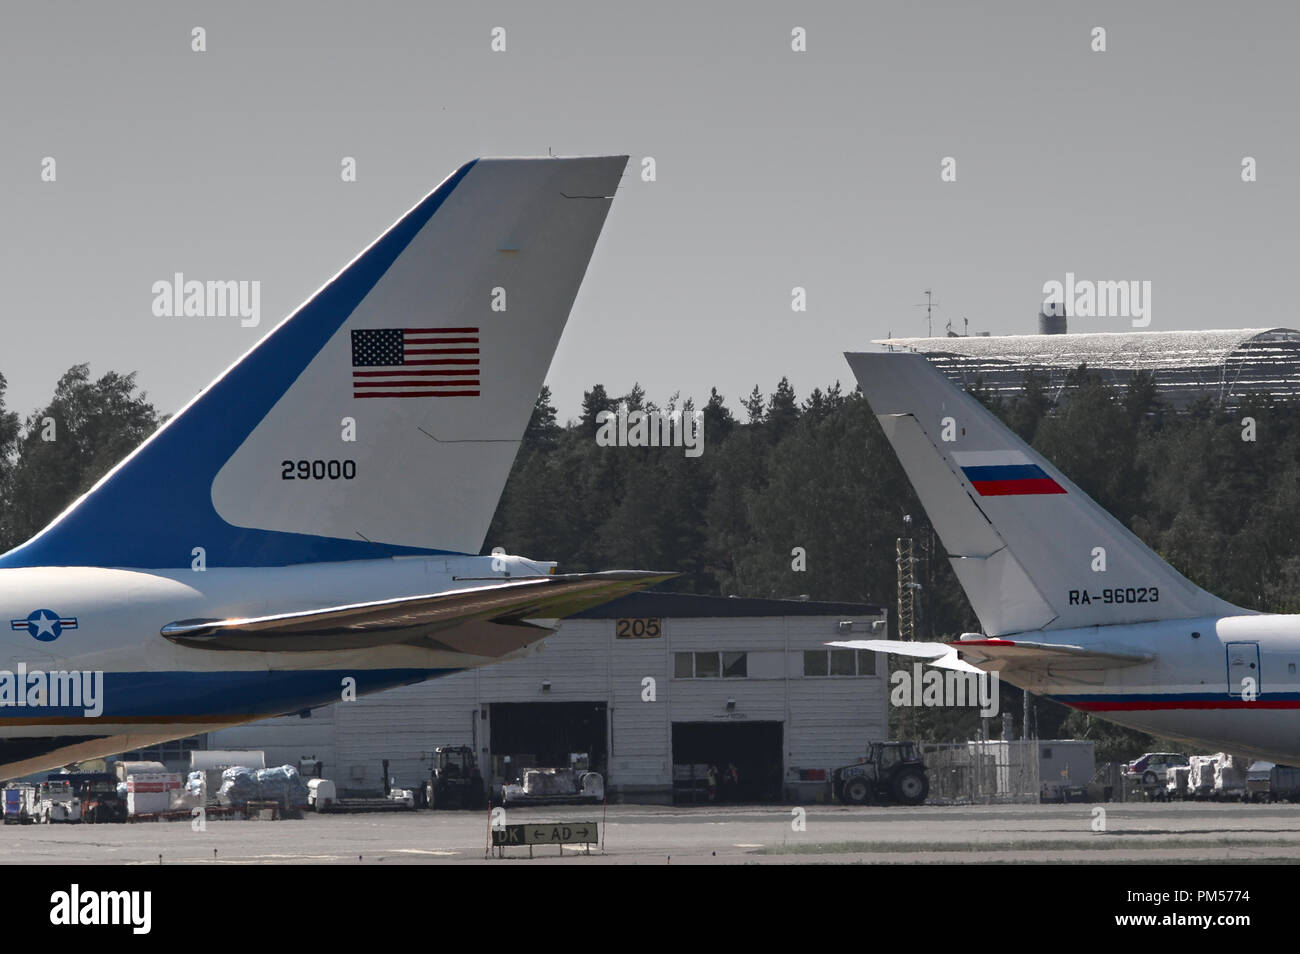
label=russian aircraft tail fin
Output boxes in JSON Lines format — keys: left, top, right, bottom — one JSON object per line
{"left": 2, "top": 157, "right": 628, "bottom": 569}
{"left": 844, "top": 352, "right": 1245, "bottom": 636}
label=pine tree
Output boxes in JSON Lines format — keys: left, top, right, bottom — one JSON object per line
{"left": 4, "top": 365, "right": 158, "bottom": 550}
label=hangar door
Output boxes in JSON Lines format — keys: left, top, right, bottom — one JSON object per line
{"left": 488, "top": 702, "right": 607, "bottom": 782}
{"left": 672, "top": 721, "right": 782, "bottom": 803}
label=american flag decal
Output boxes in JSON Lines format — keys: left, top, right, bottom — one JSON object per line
{"left": 350, "top": 327, "right": 480, "bottom": 398}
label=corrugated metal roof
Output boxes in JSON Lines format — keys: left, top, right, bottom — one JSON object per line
{"left": 569, "top": 591, "right": 883, "bottom": 619}
{"left": 873, "top": 328, "right": 1300, "bottom": 370}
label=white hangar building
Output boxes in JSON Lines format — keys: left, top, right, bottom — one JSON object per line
{"left": 197, "top": 592, "right": 889, "bottom": 803}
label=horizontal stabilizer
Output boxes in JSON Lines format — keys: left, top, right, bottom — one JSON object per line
{"left": 827, "top": 639, "right": 983, "bottom": 673}
{"left": 162, "top": 570, "right": 674, "bottom": 653}
{"left": 947, "top": 637, "right": 1154, "bottom": 675}
{"left": 831, "top": 636, "right": 1153, "bottom": 677}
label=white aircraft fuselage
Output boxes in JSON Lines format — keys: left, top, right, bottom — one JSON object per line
{"left": 0, "top": 554, "right": 557, "bottom": 779}
{"left": 990, "top": 617, "right": 1300, "bottom": 764}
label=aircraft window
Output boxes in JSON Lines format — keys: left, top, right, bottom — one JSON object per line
{"left": 673, "top": 653, "right": 693, "bottom": 678}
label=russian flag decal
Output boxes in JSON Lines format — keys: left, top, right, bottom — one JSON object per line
{"left": 952, "top": 451, "right": 1066, "bottom": 496}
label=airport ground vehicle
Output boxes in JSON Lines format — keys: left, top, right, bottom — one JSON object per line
{"left": 1247, "top": 763, "right": 1300, "bottom": 802}
{"left": 500, "top": 753, "right": 604, "bottom": 807}
{"left": 832, "top": 741, "right": 929, "bottom": 806}
{"left": 1270, "top": 764, "right": 1300, "bottom": 801}
{"left": 1246, "top": 762, "right": 1272, "bottom": 802}
{"left": 425, "top": 746, "right": 486, "bottom": 810}
{"left": 1126, "top": 752, "right": 1188, "bottom": 787}
{"left": 36, "top": 779, "right": 81, "bottom": 823}
{"left": 3, "top": 784, "right": 37, "bottom": 824}
{"left": 51, "top": 773, "right": 125, "bottom": 823}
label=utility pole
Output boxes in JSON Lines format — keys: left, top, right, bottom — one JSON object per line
{"left": 897, "top": 515, "right": 920, "bottom": 742}
{"left": 896, "top": 516, "right": 917, "bottom": 642}
{"left": 914, "top": 290, "right": 940, "bottom": 338}
{"left": 1023, "top": 689, "right": 1035, "bottom": 740}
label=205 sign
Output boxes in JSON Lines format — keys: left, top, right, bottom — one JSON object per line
{"left": 616, "top": 618, "right": 661, "bottom": 639}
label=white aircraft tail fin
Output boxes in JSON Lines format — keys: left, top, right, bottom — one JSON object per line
{"left": 1, "top": 156, "right": 628, "bottom": 569}
{"left": 845, "top": 352, "right": 1245, "bottom": 636}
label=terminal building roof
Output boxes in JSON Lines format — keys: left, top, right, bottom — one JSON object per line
{"left": 873, "top": 328, "right": 1300, "bottom": 407}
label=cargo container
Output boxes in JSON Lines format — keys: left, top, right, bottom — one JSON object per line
{"left": 126, "top": 773, "right": 182, "bottom": 815}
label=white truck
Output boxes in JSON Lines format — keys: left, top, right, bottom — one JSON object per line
{"left": 37, "top": 779, "right": 82, "bottom": 823}
{"left": 306, "top": 778, "right": 337, "bottom": 812}
{"left": 3, "top": 784, "right": 38, "bottom": 824}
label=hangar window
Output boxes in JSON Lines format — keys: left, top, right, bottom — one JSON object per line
{"left": 803, "top": 650, "right": 877, "bottom": 678}
{"left": 674, "top": 652, "right": 694, "bottom": 678}
{"left": 829, "top": 650, "right": 855, "bottom": 675}
{"left": 695, "top": 652, "right": 721, "bottom": 678}
{"left": 857, "top": 650, "right": 876, "bottom": 675}
{"left": 723, "top": 652, "right": 748, "bottom": 678}
{"left": 803, "top": 651, "right": 828, "bottom": 676}
{"left": 673, "top": 651, "right": 749, "bottom": 678}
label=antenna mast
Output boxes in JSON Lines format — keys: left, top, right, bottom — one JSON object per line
{"left": 914, "top": 290, "right": 940, "bottom": 337}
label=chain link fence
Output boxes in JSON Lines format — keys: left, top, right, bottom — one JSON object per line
{"left": 922, "top": 741, "right": 1041, "bottom": 804}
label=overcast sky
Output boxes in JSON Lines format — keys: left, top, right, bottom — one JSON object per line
{"left": 1, "top": 1, "right": 1296, "bottom": 422}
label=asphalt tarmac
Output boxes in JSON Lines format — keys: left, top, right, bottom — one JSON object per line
{"left": 4, "top": 801, "right": 1299, "bottom": 864}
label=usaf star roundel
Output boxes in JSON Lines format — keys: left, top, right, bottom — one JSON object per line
{"left": 9, "top": 609, "right": 78, "bottom": 642}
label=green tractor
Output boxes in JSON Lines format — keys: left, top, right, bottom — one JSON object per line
{"left": 832, "top": 741, "right": 929, "bottom": 806}
{"left": 425, "top": 745, "right": 486, "bottom": 810}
